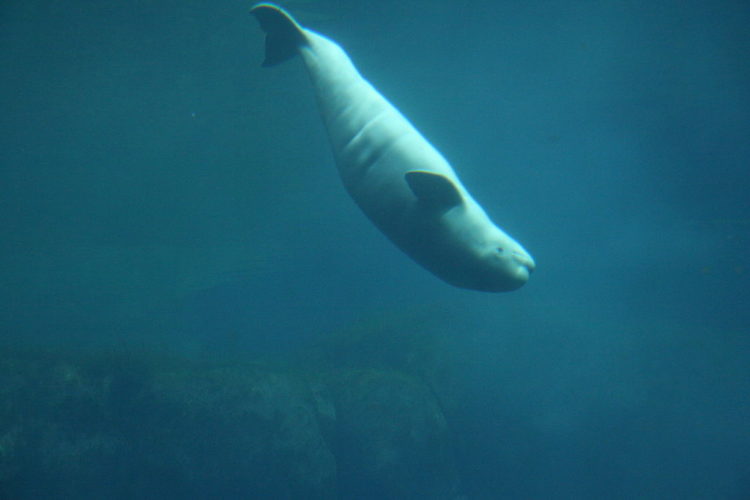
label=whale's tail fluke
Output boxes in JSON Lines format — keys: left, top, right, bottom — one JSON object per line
{"left": 251, "top": 3, "right": 307, "bottom": 67}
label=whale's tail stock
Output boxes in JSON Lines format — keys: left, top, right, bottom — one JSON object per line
{"left": 250, "top": 3, "right": 306, "bottom": 67}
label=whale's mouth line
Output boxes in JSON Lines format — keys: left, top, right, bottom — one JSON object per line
{"left": 511, "top": 251, "right": 535, "bottom": 275}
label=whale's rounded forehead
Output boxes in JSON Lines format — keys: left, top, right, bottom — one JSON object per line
{"left": 482, "top": 222, "right": 524, "bottom": 249}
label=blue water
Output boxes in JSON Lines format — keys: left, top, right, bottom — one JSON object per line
{"left": 1, "top": 0, "right": 748, "bottom": 498}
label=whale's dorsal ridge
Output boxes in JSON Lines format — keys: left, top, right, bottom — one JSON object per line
{"left": 404, "top": 170, "right": 463, "bottom": 210}
{"left": 251, "top": 3, "right": 306, "bottom": 67}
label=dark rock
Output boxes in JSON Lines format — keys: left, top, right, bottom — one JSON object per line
{"left": 0, "top": 350, "right": 461, "bottom": 499}
{"left": 0, "top": 356, "right": 336, "bottom": 499}
{"left": 140, "top": 366, "right": 337, "bottom": 499}
{"left": 328, "top": 369, "right": 462, "bottom": 500}
{"left": 0, "top": 357, "right": 133, "bottom": 498}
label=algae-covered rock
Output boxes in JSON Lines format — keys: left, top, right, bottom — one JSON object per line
{"left": 328, "top": 369, "right": 462, "bottom": 500}
{"left": 140, "top": 366, "right": 336, "bottom": 499}
{"left": 0, "top": 356, "right": 133, "bottom": 498}
{"left": 0, "top": 354, "right": 336, "bottom": 499}
{"left": 0, "top": 348, "right": 461, "bottom": 499}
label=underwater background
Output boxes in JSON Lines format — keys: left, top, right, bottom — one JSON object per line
{"left": 1, "top": 0, "right": 749, "bottom": 498}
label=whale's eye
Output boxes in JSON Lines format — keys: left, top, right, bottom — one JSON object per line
{"left": 496, "top": 247, "right": 505, "bottom": 253}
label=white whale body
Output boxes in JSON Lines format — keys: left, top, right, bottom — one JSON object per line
{"left": 250, "top": 3, "right": 535, "bottom": 291}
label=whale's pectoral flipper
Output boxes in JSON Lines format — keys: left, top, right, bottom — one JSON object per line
{"left": 405, "top": 171, "right": 463, "bottom": 210}
{"left": 251, "top": 3, "right": 306, "bottom": 67}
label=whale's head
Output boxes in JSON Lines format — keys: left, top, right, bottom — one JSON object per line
{"left": 439, "top": 207, "right": 535, "bottom": 292}
{"left": 463, "top": 222, "right": 535, "bottom": 292}
{"left": 402, "top": 170, "right": 535, "bottom": 292}
{"left": 421, "top": 208, "right": 535, "bottom": 292}
{"left": 478, "top": 229, "right": 536, "bottom": 291}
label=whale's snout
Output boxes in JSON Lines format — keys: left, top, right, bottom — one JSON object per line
{"left": 452, "top": 245, "right": 535, "bottom": 292}
{"left": 513, "top": 250, "right": 535, "bottom": 274}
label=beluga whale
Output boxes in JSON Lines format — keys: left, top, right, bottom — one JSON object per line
{"left": 250, "top": 3, "right": 535, "bottom": 292}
